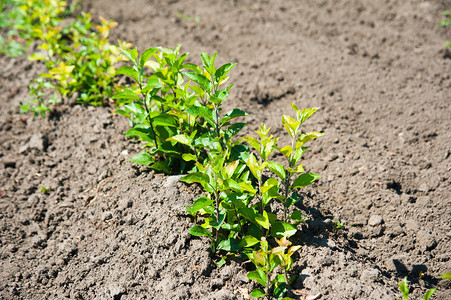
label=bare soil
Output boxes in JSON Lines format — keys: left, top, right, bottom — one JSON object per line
{"left": 1, "top": 0, "right": 450, "bottom": 299}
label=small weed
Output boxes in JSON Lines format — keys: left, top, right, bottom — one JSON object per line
{"left": 39, "top": 186, "right": 50, "bottom": 193}
{"left": 439, "top": 10, "right": 451, "bottom": 48}
{"left": 397, "top": 276, "right": 436, "bottom": 300}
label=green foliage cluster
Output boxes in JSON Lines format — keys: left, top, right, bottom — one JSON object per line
{"left": 114, "top": 47, "right": 323, "bottom": 298}
{"left": 0, "top": 0, "right": 27, "bottom": 57}
{"left": 0, "top": 0, "right": 126, "bottom": 116}
{"left": 114, "top": 47, "right": 245, "bottom": 174}
{"left": 439, "top": 10, "right": 451, "bottom": 48}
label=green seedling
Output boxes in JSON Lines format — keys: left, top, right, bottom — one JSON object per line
{"left": 397, "top": 276, "right": 436, "bottom": 300}
{"left": 182, "top": 150, "right": 257, "bottom": 257}
{"left": 114, "top": 47, "right": 245, "bottom": 174}
{"left": 176, "top": 11, "right": 200, "bottom": 23}
{"left": 275, "top": 104, "right": 323, "bottom": 221}
{"left": 11, "top": 0, "right": 125, "bottom": 116}
{"left": 39, "top": 186, "right": 50, "bottom": 192}
{"left": 243, "top": 105, "right": 322, "bottom": 239}
{"left": 439, "top": 10, "right": 451, "bottom": 48}
{"left": 247, "top": 237, "right": 299, "bottom": 299}
{"left": 334, "top": 220, "right": 345, "bottom": 230}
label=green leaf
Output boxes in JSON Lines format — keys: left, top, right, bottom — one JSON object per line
{"left": 186, "top": 197, "right": 213, "bottom": 216}
{"left": 189, "top": 225, "right": 211, "bottom": 237}
{"left": 297, "top": 131, "right": 323, "bottom": 147}
{"left": 422, "top": 289, "right": 437, "bottom": 300}
{"left": 286, "top": 164, "right": 304, "bottom": 175}
{"left": 181, "top": 172, "right": 210, "bottom": 186}
{"left": 29, "top": 52, "right": 46, "bottom": 61}
{"left": 230, "top": 144, "right": 250, "bottom": 162}
{"left": 251, "top": 289, "right": 266, "bottom": 298}
{"left": 217, "top": 238, "right": 241, "bottom": 252}
{"left": 210, "top": 213, "right": 226, "bottom": 230}
{"left": 298, "top": 107, "right": 319, "bottom": 124}
{"left": 267, "top": 161, "right": 286, "bottom": 180}
{"left": 182, "top": 153, "right": 197, "bottom": 162}
{"left": 183, "top": 63, "right": 202, "bottom": 73}
{"left": 167, "top": 134, "right": 192, "bottom": 147}
{"left": 184, "top": 72, "right": 211, "bottom": 93}
{"left": 281, "top": 115, "right": 300, "bottom": 138}
{"left": 223, "top": 179, "right": 242, "bottom": 192}
{"left": 113, "top": 90, "right": 140, "bottom": 101}
{"left": 291, "top": 146, "right": 308, "bottom": 166}
{"left": 215, "top": 63, "right": 237, "bottom": 82}
{"left": 224, "top": 123, "right": 246, "bottom": 141}
{"left": 398, "top": 277, "right": 409, "bottom": 299}
{"left": 270, "top": 222, "right": 297, "bottom": 238}
{"left": 150, "top": 161, "right": 171, "bottom": 174}
{"left": 121, "top": 48, "right": 139, "bottom": 64}
{"left": 129, "top": 152, "right": 153, "bottom": 165}
{"left": 255, "top": 211, "right": 270, "bottom": 229}
{"left": 273, "top": 282, "right": 288, "bottom": 299}
{"left": 239, "top": 207, "right": 258, "bottom": 225}
{"left": 139, "top": 47, "right": 159, "bottom": 68}
{"left": 200, "top": 52, "right": 212, "bottom": 69}
{"left": 290, "top": 210, "right": 304, "bottom": 222}
{"left": 194, "top": 137, "right": 222, "bottom": 152}
{"left": 278, "top": 145, "right": 292, "bottom": 159}
{"left": 242, "top": 136, "right": 261, "bottom": 153}
{"left": 239, "top": 181, "right": 257, "bottom": 194}
{"left": 125, "top": 125, "right": 153, "bottom": 142}
{"left": 152, "top": 114, "right": 177, "bottom": 127}
{"left": 286, "top": 193, "right": 301, "bottom": 208}
{"left": 292, "top": 173, "right": 321, "bottom": 189}
{"left": 142, "top": 76, "right": 161, "bottom": 93}
{"left": 441, "top": 272, "right": 451, "bottom": 280}
{"left": 221, "top": 108, "right": 247, "bottom": 125}
{"left": 116, "top": 66, "right": 139, "bottom": 82}
{"left": 239, "top": 235, "right": 260, "bottom": 248}
{"left": 247, "top": 270, "right": 267, "bottom": 287}
{"left": 261, "top": 177, "right": 279, "bottom": 194}
{"left": 186, "top": 106, "right": 215, "bottom": 126}
{"left": 247, "top": 153, "right": 261, "bottom": 180}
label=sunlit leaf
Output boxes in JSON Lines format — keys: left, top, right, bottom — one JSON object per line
{"left": 297, "top": 131, "right": 323, "bottom": 147}
{"left": 270, "top": 222, "right": 297, "bottom": 238}
{"left": 129, "top": 152, "right": 153, "bottom": 165}
{"left": 185, "top": 72, "right": 211, "bottom": 93}
{"left": 189, "top": 225, "right": 211, "bottom": 237}
{"left": 266, "top": 161, "right": 286, "bottom": 180}
{"left": 116, "top": 66, "right": 139, "bottom": 82}
{"left": 292, "top": 173, "right": 321, "bottom": 189}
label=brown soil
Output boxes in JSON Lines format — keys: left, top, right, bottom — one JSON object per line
{"left": 1, "top": 0, "right": 450, "bottom": 299}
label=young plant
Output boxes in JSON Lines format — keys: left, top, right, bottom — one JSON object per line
{"left": 16, "top": 0, "right": 125, "bottom": 116}
{"left": 181, "top": 150, "right": 258, "bottom": 259}
{"left": 0, "top": 0, "right": 74, "bottom": 57}
{"left": 242, "top": 105, "right": 322, "bottom": 239}
{"left": 247, "top": 237, "right": 300, "bottom": 300}
{"left": 397, "top": 276, "right": 436, "bottom": 300}
{"left": 274, "top": 104, "right": 323, "bottom": 222}
{"left": 114, "top": 47, "right": 246, "bottom": 174}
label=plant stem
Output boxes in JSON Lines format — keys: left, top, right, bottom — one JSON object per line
{"left": 139, "top": 82, "right": 159, "bottom": 149}
{"left": 283, "top": 177, "right": 290, "bottom": 221}
{"left": 213, "top": 173, "right": 220, "bottom": 255}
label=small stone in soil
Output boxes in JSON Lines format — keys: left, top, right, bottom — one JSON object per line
{"left": 368, "top": 215, "right": 384, "bottom": 226}
{"left": 360, "top": 268, "right": 380, "bottom": 282}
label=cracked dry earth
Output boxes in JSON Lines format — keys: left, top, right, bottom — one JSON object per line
{"left": 1, "top": 0, "right": 450, "bottom": 299}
